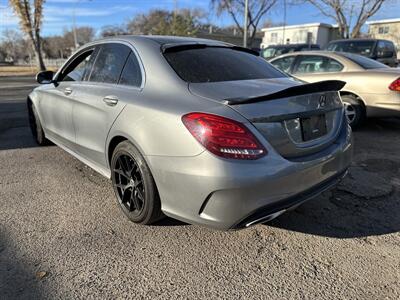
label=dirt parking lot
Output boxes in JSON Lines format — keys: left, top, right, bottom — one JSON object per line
{"left": 0, "top": 77, "right": 399, "bottom": 299}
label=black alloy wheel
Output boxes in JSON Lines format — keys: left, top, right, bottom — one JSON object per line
{"left": 111, "top": 141, "right": 163, "bottom": 224}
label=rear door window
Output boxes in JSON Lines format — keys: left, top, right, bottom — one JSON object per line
{"left": 89, "top": 43, "right": 131, "bottom": 84}
{"left": 294, "top": 55, "right": 343, "bottom": 74}
{"left": 326, "top": 58, "right": 344, "bottom": 72}
{"left": 294, "top": 56, "right": 325, "bottom": 73}
{"left": 164, "top": 47, "right": 286, "bottom": 83}
{"left": 384, "top": 41, "right": 395, "bottom": 52}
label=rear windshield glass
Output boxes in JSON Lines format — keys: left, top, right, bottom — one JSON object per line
{"left": 164, "top": 47, "right": 286, "bottom": 83}
{"left": 340, "top": 53, "right": 388, "bottom": 69}
{"left": 326, "top": 41, "right": 375, "bottom": 57}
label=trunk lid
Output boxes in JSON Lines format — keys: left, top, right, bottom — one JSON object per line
{"left": 189, "top": 78, "right": 346, "bottom": 159}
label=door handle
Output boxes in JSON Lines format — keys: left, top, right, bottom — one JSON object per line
{"left": 103, "top": 95, "right": 119, "bottom": 106}
{"left": 64, "top": 87, "right": 72, "bottom": 95}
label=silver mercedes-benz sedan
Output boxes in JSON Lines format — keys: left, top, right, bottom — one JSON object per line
{"left": 28, "top": 36, "right": 353, "bottom": 230}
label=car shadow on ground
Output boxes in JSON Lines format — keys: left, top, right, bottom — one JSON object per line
{"left": 357, "top": 117, "right": 400, "bottom": 132}
{"left": 0, "top": 101, "right": 42, "bottom": 151}
{"left": 266, "top": 187, "right": 400, "bottom": 239}
{"left": 152, "top": 216, "right": 188, "bottom": 227}
{"left": 0, "top": 230, "right": 48, "bottom": 299}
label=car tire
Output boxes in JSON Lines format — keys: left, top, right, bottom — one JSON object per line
{"left": 341, "top": 94, "right": 366, "bottom": 129}
{"left": 111, "top": 141, "right": 163, "bottom": 225}
{"left": 28, "top": 103, "right": 50, "bottom": 145}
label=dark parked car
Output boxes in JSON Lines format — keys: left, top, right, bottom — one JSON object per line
{"left": 261, "top": 44, "right": 320, "bottom": 60}
{"left": 326, "top": 39, "right": 398, "bottom": 67}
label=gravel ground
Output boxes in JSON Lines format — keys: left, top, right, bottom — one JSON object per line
{"left": 0, "top": 77, "right": 399, "bottom": 299}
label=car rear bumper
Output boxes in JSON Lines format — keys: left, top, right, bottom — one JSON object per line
{"left": 146, "top": 122, "right": 353, "bottom": 230}
{"left": 231, "top": 168, "right": 347, "bottom": 229}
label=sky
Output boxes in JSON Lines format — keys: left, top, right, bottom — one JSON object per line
{"left": 1, "top": 0, "right": 400, "bottom": 38}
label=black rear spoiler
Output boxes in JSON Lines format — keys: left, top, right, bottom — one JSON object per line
{"left": 224, "top": 80, "right": 346, "bottom": 105}
{"left": 162, "top": 43, "right": 259, "bottom": 56}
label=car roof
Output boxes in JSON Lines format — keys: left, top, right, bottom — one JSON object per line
{"left": 270, "top": 50, "right": 342, "bottom": 58}
{"left": 328, "top": 38, "right": 392, "bottom": 43}
{"left": 83, "top": 35, "right": 231, "bottom": 49}
{"left": 266, "top": 43, "right": 319, "bottom": 48}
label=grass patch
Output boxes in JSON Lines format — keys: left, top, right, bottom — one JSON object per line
{"left": 0, "top": 65, "right": 58, "bottom": 76}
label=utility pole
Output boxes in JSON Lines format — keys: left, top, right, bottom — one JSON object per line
{"left": 173, "top": 0, "right": 178, "bottom": 35}
{"left": 72, "top": 0, "right": 81, "bottom": 49}
{"left": 243, "top": 0, "right": 248, "bottom": 47}
{"left": 283, "top": 0, "right": 287, "bottom": 44}
{"left": 73, "top": 0, "right": 91, "bottom": 49}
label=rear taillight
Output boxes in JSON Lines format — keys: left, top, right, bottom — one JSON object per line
{"left": 182, "top": 112, "right": 267, "bottom": 160}
{"left": 389, "top": 77, "right": 400, "bottom": 91}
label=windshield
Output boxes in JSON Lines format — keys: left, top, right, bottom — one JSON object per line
{"left": 340, "top": 53, "right": 389, "bottom": 69}
{"left": 327, "top": 41, "right": 375, "bottom": 57}
{"left": 164, "top": 47, "right": 287, "bottom": 83}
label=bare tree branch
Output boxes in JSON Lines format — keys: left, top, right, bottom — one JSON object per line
{"left": 211, "top": 0, "right": 277, "bottom": 47}
{"left": 304, "top": 0, "right": 386, "bottom": 38}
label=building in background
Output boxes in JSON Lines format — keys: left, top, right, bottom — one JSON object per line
{"left": 261, "top": 23, "right": 340, "bottom": 49}
{"left": 367, "top": 18, "right": 400, "bottom": 58}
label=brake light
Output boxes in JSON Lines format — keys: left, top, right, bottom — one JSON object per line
{"left": 182, "top": 112, "right": 267, "bottom": 160}
{"left": 389, "top": 77, "right": 400, "bottom": 91}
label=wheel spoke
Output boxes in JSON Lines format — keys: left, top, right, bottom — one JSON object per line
{"left": 133, "top": 179, "right": 142, "bottom": 188}
{"left": 114, "top": 168, "right": 129, "bottom": 178}
{"left": 136, "top": 188, "right": 145, "bottom": 201}
{"left": 123, "top": 156, "right": 133, "bottom": 175}
{"left": 131, "top": 191, "right": 141, "bottom": 210}
{"left": 118, "top": 156, "right": 130, "bottom": 178}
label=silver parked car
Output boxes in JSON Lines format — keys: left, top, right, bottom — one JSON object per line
{"left": 28, "top": 36, "right": 353, "bottom": 230}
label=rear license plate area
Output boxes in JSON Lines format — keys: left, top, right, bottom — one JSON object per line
{"left": 300, "top": 114, "right": 327, "bottom": 141}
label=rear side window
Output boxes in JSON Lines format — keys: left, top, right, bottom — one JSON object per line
{"left": 164, "top": 47, "right": 286, "bottom": 83}
{"left": 89, "top": 43, "right": 130, "bottom": 84}
{"left": 119, "top": 52, "right": 142, "bottom": 87}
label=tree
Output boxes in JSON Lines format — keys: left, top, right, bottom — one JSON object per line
{"left": 9, "top": 0, "right": 46, "bottom": 70}
{"left": 0, "top": 29, "right": 31, "bottom": 62}
{"left": 305, "top": 0, "right": 387, "bottom": 38}
{"left": 127, "top": 9, "right": 204, "bottom": 36}
{"left": 42, "top": 26, "right": 95, "bottom": 59}
{"left": 100, "top": 25, "right": 128, "bottom": 37}
{"left": 211, "top": 0, "right": 277, "bottom": 47}
{"left": 62, "top": 26, "right": 95, "bottom": 48}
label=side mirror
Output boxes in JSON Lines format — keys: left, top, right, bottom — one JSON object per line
{"left": 36, "top": 70, "right": 54, "bottom": 84}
